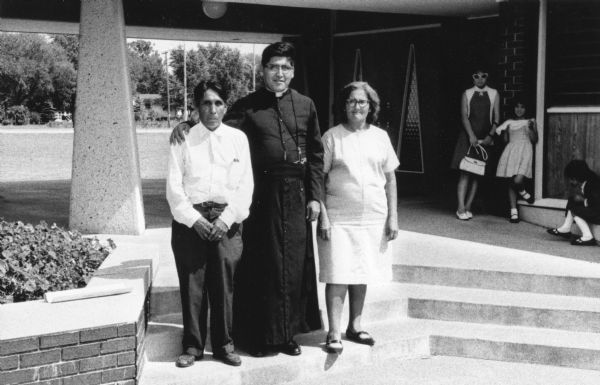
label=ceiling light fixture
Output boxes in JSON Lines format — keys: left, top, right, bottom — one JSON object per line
{"left": 202, "top": 1, "right": 228, "bottom": 19}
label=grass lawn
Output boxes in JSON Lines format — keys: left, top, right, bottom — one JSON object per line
{"left": 1, "top": 126, "right": 171, "bottom": 181}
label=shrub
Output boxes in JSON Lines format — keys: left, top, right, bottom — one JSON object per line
{"left": 41, "top": 101, "right": 56, "bottom": 123}
{"left": 0, "top": 220, "right": 115, "bottom": 304}
{"left": 6, "top": 105, "right": 30, "bottom": 125}
{"left": 29, "top": 111, "right": 42, "bottom": 124}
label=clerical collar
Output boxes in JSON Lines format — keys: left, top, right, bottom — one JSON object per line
{"left": 265, "top": 87, "right": 289, "bottom": 98}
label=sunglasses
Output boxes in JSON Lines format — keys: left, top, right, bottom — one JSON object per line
{"left": 472, "top": 73, "right": 489, "bottom": 80}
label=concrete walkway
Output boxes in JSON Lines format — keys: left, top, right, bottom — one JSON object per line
{"left": 1, "top": 179, "right": 597, "bottom": 261}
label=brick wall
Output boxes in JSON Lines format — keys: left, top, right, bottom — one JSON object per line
{"left": 0, "top": 308, "right": 146, "bottom": 385}
{"left": 497, "top": 0, "right": 539, "bottom": 118}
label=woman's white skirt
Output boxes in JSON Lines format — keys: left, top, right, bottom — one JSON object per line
{"left": 317, "top": 222, "right": 392, "bottom": 284}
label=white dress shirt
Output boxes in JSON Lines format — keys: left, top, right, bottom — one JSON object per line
{"left": 166, "top": 122, "right": 253, "bottom": 228}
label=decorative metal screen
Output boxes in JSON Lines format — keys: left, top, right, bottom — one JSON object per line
{"left": 353, "top": 48, "right": 363, "bottom": 82}
{"left": 397, "top": 44, "right": 425, "bottom": 173}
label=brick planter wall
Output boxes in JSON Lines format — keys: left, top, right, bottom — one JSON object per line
{"left": 0, "top": 242, "right": 156, "bottom": 385}
{"left": 0, "top": 306, "right": 147, "bottom": 385}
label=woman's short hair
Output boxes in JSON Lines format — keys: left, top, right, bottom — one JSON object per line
{"left": 335, "top": 81, "right": 381, "bottom": 124}
{"left": 261, "top": 42, "right": 296, "bottom": 67}
{"left": 193, "top": 81, "right": 228, "bottom": 107}
{"left": 564, "top": 160, "right": 596, "bottom": 182}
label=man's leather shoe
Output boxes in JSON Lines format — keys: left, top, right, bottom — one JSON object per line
{"left": 213, "top": 351, "right": 242, "bottom": 366}
{"left": 279, "top": 339, "right": 301, "bottom": 356}
{"left": 176, "top": 353, "right": 202, "bottom": 368}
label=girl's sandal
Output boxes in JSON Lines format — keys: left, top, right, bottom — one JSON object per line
{"left": 518, "top": 190, "right": 535, "bottom": 204}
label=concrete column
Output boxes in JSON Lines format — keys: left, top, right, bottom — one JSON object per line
{"left": 70, "top": 0, "right": 145, "bottom": 235}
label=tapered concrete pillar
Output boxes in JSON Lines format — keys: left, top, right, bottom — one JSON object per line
{"left": 70, "top": 0, "right": 145, "bottom": 235}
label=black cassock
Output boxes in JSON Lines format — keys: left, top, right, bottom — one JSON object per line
{"left": 225, "top": 87, "right": 324, "bottom": 346}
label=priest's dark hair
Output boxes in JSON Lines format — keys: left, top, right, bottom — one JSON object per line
{"left": 261, "top": 42, "right": 296, "bottom": 67}
{"left": 193, "top": 81, "right": 229, "bottom": 107}
{"left": 335, "top": 81, "right": 381, "bottom": 124}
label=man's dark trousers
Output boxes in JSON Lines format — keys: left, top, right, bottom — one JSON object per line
{"left": 171, "top": 209, "right": 242, "bottom": 357}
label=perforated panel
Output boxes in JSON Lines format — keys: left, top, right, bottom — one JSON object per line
{"left": 397, "top": 44, "right": 424, "bottom": 173}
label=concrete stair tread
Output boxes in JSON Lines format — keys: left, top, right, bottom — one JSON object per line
{"left": 139, "top": 318, "right": 429, "bottom": 385}
{"left": 401, "top": 282, "right": 600, "bottom": 312}
{"left": 153, "top": 281, "right": 408, "bottom": 320}
{"left": 139, "top": 317, "right": 600, "bottom": 385}
{"left": 395, "top": 230, "right": 600, "bottom": 278}
{"left": 285, "top": 356, "right": 600, "bottom": 385}
{"left": 403, "top": 318, "right": 600, "bottom": 350}
{"left": 317, "top": 281, "right": 406, "bottom": 301}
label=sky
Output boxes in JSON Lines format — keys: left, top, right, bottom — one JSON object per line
{"left": 134, "top": 38, "right": 268, "bottom": 56}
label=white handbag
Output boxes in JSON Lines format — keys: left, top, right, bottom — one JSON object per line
{"left": 459, "top": 144, "right": 488, "bottom": 176}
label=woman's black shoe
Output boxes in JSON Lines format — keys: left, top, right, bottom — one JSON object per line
{"left": 546, "top": 228, "right": 571, "bottom": 239}
{"left": 571, "top": 237, "right": 597, "bottom": 246}
{"left": 345, "top": 329, "right": 375, "bottom": 346}
{"left": 279, "top": 339, "right": 301, "bottom": 356}
{"left": 325, "top": 335, "right": 343, "bottom": 354}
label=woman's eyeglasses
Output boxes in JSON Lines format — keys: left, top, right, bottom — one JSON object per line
{"left": 472, "top": 73, "right": 488, "bottom": 80}
{"left": 346, "top": 99, "right": 369, "bottom": 107}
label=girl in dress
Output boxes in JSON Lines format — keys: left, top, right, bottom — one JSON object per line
{"left": 495, "top": 100, "right": 538, "bottom": 223}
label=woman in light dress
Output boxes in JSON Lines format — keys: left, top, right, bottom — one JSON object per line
{"left": 495, "top": 100, "right": 538, "bottom": 223}
{"left": 317, "top": 81, "right": 399, "bottom": 354}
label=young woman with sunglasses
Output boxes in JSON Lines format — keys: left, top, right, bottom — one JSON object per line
{"left": 450, "top": 69, "right": 501, "bottom": 220}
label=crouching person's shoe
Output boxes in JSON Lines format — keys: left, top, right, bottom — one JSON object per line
{"left": 213, "top": 351, "right": 242, "bottom": 366}
{"left": 571, "top": 237, "right": 597, "bottom": 246}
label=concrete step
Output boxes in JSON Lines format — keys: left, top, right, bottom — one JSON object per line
{"left": 150, "top": 263, "right": 407, "bottom": 326}
{"left": 139, "top": 316, "right": 600, "bottom": 385}
{"left": 138, "top": 319, "right": 429, "bottom": 385}
{"left": 402, "top": 283, "right": 600, "bottom": 333}
{"left": 317, "top": 282, "right": 408, "bottom": 328}
{"left": 414, "top": 318, "right": 600, "bottom": 371}
{"left": 394, "top": 230, "right": 600, "bottom": 297}
{"left": 285, "top": 356, "right": 600, "bottom": 385}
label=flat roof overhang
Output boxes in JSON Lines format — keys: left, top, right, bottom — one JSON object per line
{"left": 0, "top": 0, "right": 499, "bottom": 42}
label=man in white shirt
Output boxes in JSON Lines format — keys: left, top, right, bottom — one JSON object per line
{"left": 166, "top": 81, "right": 253, "bottom": 367}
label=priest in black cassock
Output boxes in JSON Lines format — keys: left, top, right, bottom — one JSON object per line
{"left": 170, "top": 42, "right": 324, "bottom": 357}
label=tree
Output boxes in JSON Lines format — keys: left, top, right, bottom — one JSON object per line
{"left": 165, "top": 43, "right": 259, "bottom": 112}
{"left": 127, "top": 40, "right": 165, "bottom": 95}
{"left": 0, "top": 33, "right": 76, "bottom": 114}
{"left": 51, "top": 34, "right": 79, "bottom": 68}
